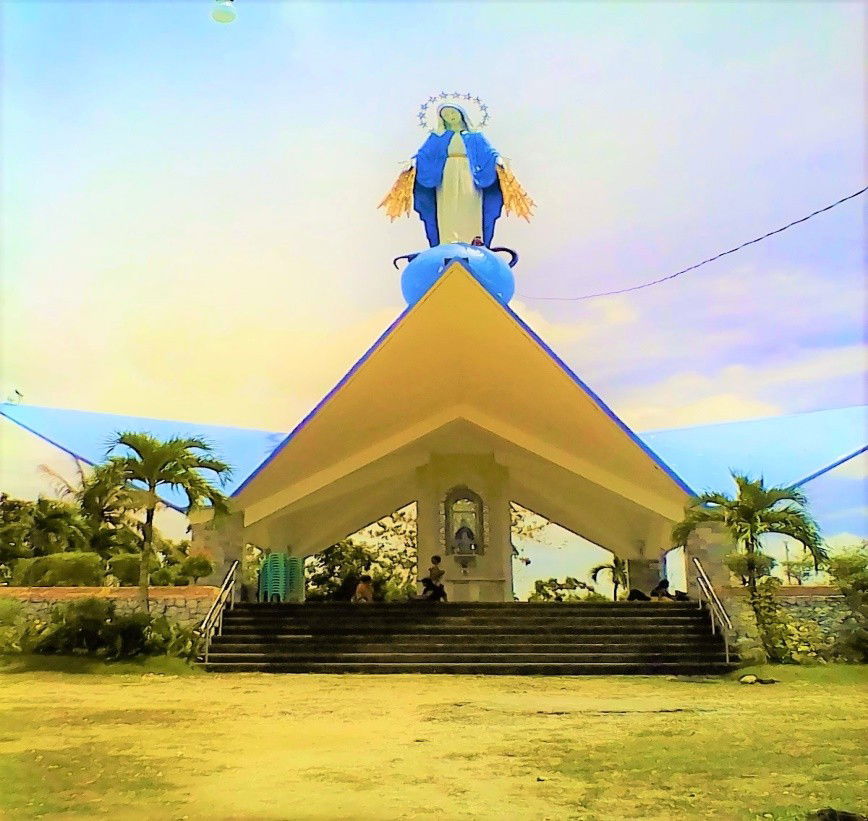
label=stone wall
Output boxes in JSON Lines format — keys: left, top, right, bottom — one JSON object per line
{"left": 720, "top": 586, "right": 849, "bottom": 665}
{"left": 0, "top": 586, "right": 220, "bottom": 629}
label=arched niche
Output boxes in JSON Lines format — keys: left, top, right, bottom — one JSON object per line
{"left": 441, "top": 486, "right": 487, "bottom": 556}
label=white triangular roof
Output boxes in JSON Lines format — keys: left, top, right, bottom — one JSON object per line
{"left": 233, "top": 263, "right": 691, "bottom": 532}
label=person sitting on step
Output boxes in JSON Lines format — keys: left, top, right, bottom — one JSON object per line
{"left": 418, "top": 555, "right": 447, "bottom": 602}
{"left": 626, "top": 588, "right": 651, "bottom": 601}
{"left": 650, "top": 579, "right": 676, "bottom": 601}
{"left": 352, "top": 574, "right": 375, "bottom": 604}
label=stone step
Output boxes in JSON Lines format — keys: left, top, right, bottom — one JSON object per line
{"left": 211, "top": 638, "right": 720, "bottom": 651}
{"left": 224, "top": 611, "right": 708, "bottom": 620}
{"left": 221, "top": 615, "right": 709, "bottom": 628}
{"left": 218, "top": 626, "right": 713, "bottom": 639}
{"left": 232, "top": 602, "right": 699, "bottom": 613}
{"left": 203, "top": 601, "right": 730, "bottom": 675}
{"left": 205, "top": 650, "right": 730, "bottom": 663}
{"left": 199, "top": 661, "right": 739, "bottom": 675}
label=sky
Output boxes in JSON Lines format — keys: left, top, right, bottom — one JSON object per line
{"left": 1, "top": 1, "right": 865, "bottom": 592}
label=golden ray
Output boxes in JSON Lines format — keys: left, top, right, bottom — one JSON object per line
{"left": 378, "top": 167, "right": 416, "bottom": 220}
{"left": 496, "top": 165, "right": 535, "bottom": 222}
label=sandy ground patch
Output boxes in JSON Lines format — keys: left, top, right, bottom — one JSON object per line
{"left": 1, "top": 668, "right": 866, "bottom": 820}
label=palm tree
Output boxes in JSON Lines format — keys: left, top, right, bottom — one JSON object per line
{"left": 590, "top": 556, "right": 628, "bottom": 601}
{"left": 671, "top": 473, "right": 825, "bottom": 655}
{"left": 106, "top": 433, "right": 231, "bottom": 609}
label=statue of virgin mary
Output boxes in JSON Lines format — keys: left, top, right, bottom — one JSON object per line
{"left": 379, "top": 94, "right": 533, "bottom": 247}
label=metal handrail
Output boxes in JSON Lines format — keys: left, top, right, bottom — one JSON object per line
{"left": 195, "top": 559, "right": 239, "bottom": 663}
{"left": 691, "top": 556, "right": 733, "bottom": 663}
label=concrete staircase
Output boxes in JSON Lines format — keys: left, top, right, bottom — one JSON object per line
{"left": 200, "top": 601, "right": 738, "bottom": 674}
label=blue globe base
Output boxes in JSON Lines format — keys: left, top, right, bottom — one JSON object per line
{"left": 399, "top": 243, "right": 516, "bottom": 306}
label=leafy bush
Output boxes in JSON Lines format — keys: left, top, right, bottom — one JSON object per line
{"left": 305, "top": 539, "right": 416, "bottom": 602}
{"left": 108, "top": 553, "right": 202, "bottom": 587}
{"left": 107, "top": 553, "right": 142, "bottom": 586}
{"left": 100, "top": 612, "right": 152, "bottom": 657}
{"left": 150, "top": 566, "right": 179, "bottom": 586}
{"left": 0, "top": 599, "right": 30, "bottom": 654}
{"left": 27, "top": 597, "right": 197, "bottom": 660}
{"left": 826, "top": 545, "right": 868, "bottom": 662}
{"left": 12, "top": 552, "right": 106, "bottom": 587}
{"left": 179, "top": 555, "right": 214, "bottom": 583}
{"left": 750, "top": 577, "right": 835, "bottom": 664}
{"left": 147, "top": 616, "right": 199, "bottom": 660}
{"left": 582, "top": 591, "right": 612, "bottom": 603}
{"left": 528, "top": 577, "right": 596, "bottom": 602}
{"left": 32, "top": 597, "right": 114, "bottom": 654}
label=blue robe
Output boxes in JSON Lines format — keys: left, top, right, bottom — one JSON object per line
{"left": 412, "top": 131, "right": 504, "bottom": 247}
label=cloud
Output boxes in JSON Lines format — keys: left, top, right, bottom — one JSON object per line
{"left": 832, "top": 452, "right": 868, "bottom": 480}
{"left": 613, "top": 344, "right": 866, "bottom": 430}
{"left": 824, "top": 532, "right": 868, "bottom": 550}
{"left": 622, "top": 394, "right": 782, "bottom": 431}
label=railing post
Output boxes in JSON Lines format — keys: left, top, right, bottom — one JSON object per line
{"left": 196, "top": 560, "right": 240, "bottom": 664}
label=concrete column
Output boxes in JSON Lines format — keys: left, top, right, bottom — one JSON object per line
{"left": 190, "top": 511, "right": 245, "bottom": 586}
{"left": 684, "top": 524, "right": 733, "bottom": 599}
{"left": 416, "top": 454, "right": 513, "bottom": 602}
{"left": 627, "top": 558, "right": 663, "bottom": 594}
{"left": 414, "top": 466, "right": 441, "bottom": 591}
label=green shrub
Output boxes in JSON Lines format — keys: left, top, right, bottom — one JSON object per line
{"left": 0, "top": 598, "right": 23, "bottom": 625}
{"left": 27, "top": 597, "right": 197, "bottom": 660}
{"left": 750, "top": 577, "right": 835, "bottom": 664}
{"left": 0, "top": 599, "right": 30, "bottom": 654}
{"left": 12, "top": 552, "right": 106, "bottom": 587}
{"left": 107, "top": 554, "right": 142, "bottom": 586}
{"left": 101, "top": 612, "right": 152, "bottom": 658}
{"left": 582, "top": 591, "right": 612, "bottom": 603}
{"left": 826, "top": 545, "right": 868, "bottom": 662}
{"left": 147, "top": 616, "right": 199, "bottom": 660}
{"left": 150, "top": 566, "right": 178, "bottom": 586}
{"left": 108, "top": 556, "right": 197, "bottom": 588}
{"left": 179, "top": 555, "right": 214, "bottom": 583}
{"left": 33, "top": 597, "right": 114, "bottom": 654}
{"left": 528, "top": 577, "right": 595, "bottom": 602}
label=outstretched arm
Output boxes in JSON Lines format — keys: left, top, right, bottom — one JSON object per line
{"left": 496, "top": 164, "right": 535, "bottom": 222}
{"left": 378, "top": 165, "right": 416, "bottom": 221}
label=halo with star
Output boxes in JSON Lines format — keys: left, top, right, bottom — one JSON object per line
{"left": 417, "top": 92, "right": 490, "bottom": 131}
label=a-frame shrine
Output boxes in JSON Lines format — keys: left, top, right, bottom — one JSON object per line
{"left": 191, "top": 258, "right": 723, "bottom": 602}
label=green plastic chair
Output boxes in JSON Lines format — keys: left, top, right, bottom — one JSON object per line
{"left": 258, "top": 553, "right": 305, "bottom": 603}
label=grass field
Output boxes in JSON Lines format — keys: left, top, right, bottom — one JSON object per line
{"left": 0, "top": 659, "right": 866, "bottom": 820}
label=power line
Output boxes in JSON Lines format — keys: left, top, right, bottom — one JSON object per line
{"left": 517, "top": 185, "right": 867, "bottom": 302}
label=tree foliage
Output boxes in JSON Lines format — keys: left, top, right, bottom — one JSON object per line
{"left": 590, "top": 556, "right": 628, "bottom": 601}
{"left": 0, "top": 437, "right": 231, "bottom": 594}
{"left": 826, "top": 543, "right": 868, "bottom": 662}
{"left": 510, "top": 502, "right": 550, "bottom": 566}
{"left": 12, "top": 552, "right": 106, "bottom": 587}
{"left": 724, "top": 551, "right": 776, "bottom": 586}
{"left": 0, "top": 494, "right": 90, "bottom": 570}
{"left": 304, "top": 505, "right": 417, "bottom": 601}
{"left": 39, "top": 460, "right": 143, "bottom": 558}
{"left": 672, "top": 472, "right": 826, "bottom": 659}
{"left": 106, "top": 432, "right": 231, "bottom": 608}
{"left": 527, "top": 577, "right": 598, "bottom": 602}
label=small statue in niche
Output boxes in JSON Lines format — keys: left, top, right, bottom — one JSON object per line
{"left": 453, "top": 522, "right": 479, "bottom": 553}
